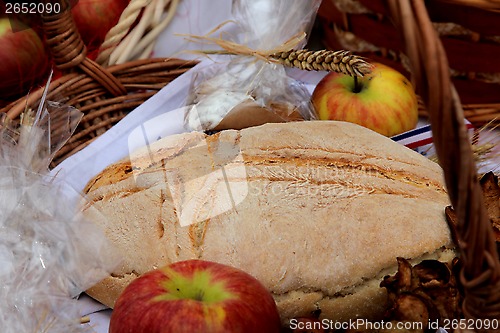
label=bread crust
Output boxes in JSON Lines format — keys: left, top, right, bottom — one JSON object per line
{"left": 82, "top": 121, "right": 454, "bottom": 323}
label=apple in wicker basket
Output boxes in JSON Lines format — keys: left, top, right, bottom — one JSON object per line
{"left": 0, "top": 17, "right": 50, "bottom": 100}
{"left": 312, "top": 62, "right": 418, "bottom": 137}
{"left": 109, "top": 259, "right": 282, "bottom": 333}
{"left": 71, "top": 0, "right": 129, "bottom": 50}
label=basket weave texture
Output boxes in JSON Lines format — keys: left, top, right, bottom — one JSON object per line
{"left": 0, "top": 1, "right": 197, "bottom": 166}
{"left": 317, "top": 0, "right": 500, "bottom": 127}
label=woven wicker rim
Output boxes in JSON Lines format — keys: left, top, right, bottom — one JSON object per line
{"left": 386, "top": 0, "right": 500, "bottom": 323}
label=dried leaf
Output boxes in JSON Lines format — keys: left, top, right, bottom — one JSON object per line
{"left": 446, "top": 171, "right": 500, "bottom": 253}
{"left": 480, "top": 172, "right": 500, "bottom": 240}
{"left": 382, "top": 257, "right": 414, "bottom": 293}
{"left": 413, "top": 260, "right": 461, "bottom": 320}
{"left": 380, "top": 257, "right": 462, "bottom": 330}
{"left": 390, "top": 294, "right": 428, "bottom": 325}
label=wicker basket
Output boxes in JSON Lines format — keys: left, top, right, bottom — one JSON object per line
{"left": 316, "top": 0, "right": 500, "bottom": 128}
{"left": 0, "top": 0, "right": 197, "bottom": 166}
{"left": 327, "top": 0, "right": 499, "bottom": 326}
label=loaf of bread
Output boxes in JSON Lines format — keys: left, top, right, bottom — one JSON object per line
{"left": 82, "top": 121, "right": 455, "bottom": 324}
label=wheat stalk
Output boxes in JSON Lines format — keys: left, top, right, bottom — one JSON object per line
{"left": 427, "top": 120, "right": 499, "bottom": 175}
{"left": 181, "top": 27, "right": 372, "bottom": 77}
{"left": 271, "top": 49, "right": 373, "bottom": 77}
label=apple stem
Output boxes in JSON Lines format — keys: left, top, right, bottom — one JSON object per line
{"left": 353, "top": 75, "right": 362, "bottom": 93}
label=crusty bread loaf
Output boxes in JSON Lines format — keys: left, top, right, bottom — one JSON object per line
{"left": 82, "top": 121, "right": 455, "bottom": 324}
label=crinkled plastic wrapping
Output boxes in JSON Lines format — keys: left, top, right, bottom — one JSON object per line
{"left": 0, "top": 100, "right": 119, "bottom": 332}
{"left": 185, "top": 0, "right": 321, "bottom": 131}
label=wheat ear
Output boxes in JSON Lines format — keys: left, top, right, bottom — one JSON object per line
{"left": 271, "top": 49, "right": 373, "bottom": 77}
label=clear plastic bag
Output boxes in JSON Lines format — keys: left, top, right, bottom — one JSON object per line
{"left": 0, "top": 86, "right": 119, "bottom": 332}
{"left": 185, "top": 0, "right": 321, "bottom": 131}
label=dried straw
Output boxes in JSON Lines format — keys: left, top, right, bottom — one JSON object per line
{"left": 181, "top": 26, "right": 372, "bottom": 77}
{"left": 427, "top": 120, "right": 500, "bottom": 176}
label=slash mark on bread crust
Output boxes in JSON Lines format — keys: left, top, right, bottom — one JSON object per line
{"left": 188, "top": 220, "right": 209, "bottom": 258}
{"left": 242, "top": 154, "right": 445, "bottom": 193}
{"left": 157, "top": 189, "right": 166, "bottom": 239}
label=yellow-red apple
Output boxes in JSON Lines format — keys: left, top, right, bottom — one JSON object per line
{"left": 109, "top": 259, "right": 281, "bottom": 333}
{"left": 312, "top": 62, "right": 418, "bottom": 137}
{"left": 0, "top": 18, "right": 50, "bottom": 99}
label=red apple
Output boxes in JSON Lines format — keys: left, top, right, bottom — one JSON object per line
{"left": 109, "top": 259, "right": 282, "bottom": 333}
{"left": 71, "top": 0, "right": 129, "bottom": 50}
{"left": 312, "top": 62, "right": 418, "bottom": 137}
{"left": 0, "top": 17, "right": 50, "bottom": 100}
